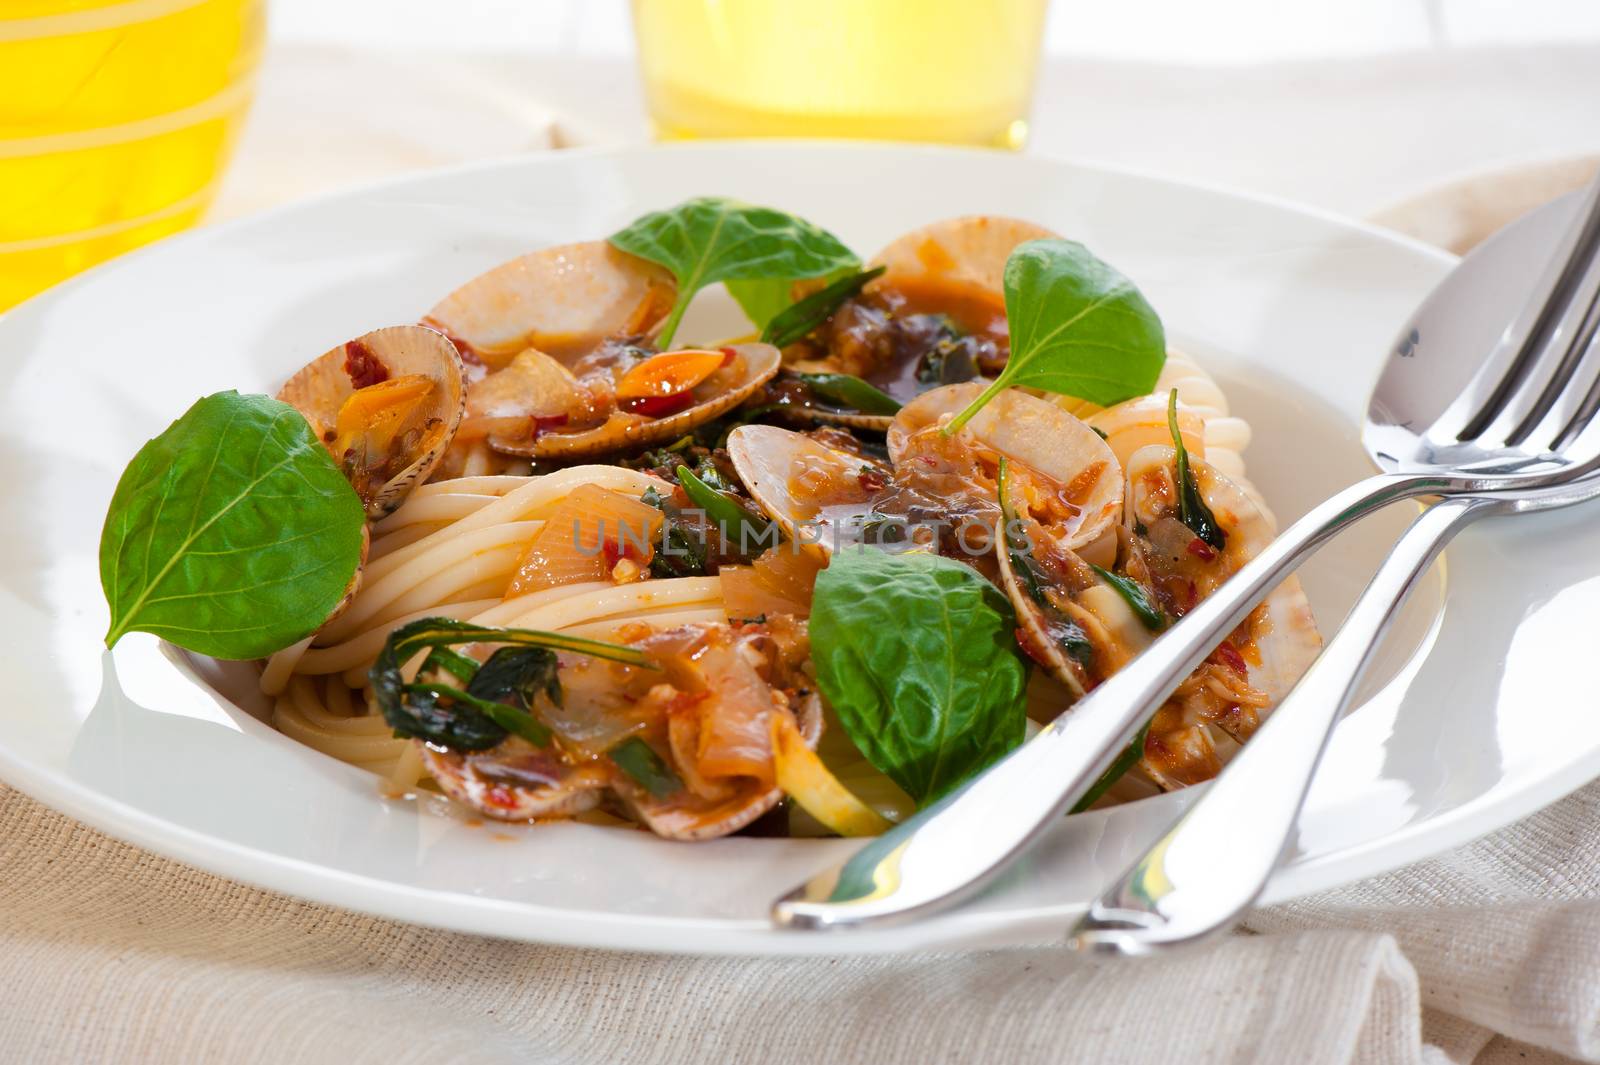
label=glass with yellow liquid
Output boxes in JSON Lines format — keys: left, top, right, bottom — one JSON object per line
{"left": 0, "top": 0, "right": 265, "bottom": 311}
{"left": 631, "top": 0, "right": 1050, "bottom": 149}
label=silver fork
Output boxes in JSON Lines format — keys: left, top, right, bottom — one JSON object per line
{"left": 772, "top": 176, "right": 1600, "bottom": 932}
{"left": 1068, "top": 474, "right": 1600, "bottom": 954}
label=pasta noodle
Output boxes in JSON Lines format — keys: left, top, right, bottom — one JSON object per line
{"left": 262, "top": 464, "right": 726, "bottom": 779}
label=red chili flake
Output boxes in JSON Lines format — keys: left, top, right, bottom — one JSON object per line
{"left": 719, "top": 346, "right": 738, "bottom": 367}
{"left": 529, "top": 412, "right": 569, "bottom": 439}
{"left": 858, "top": 467, "right": 887, "bottom": 492}
{"left": 485, "top": 785, "right": 517, "bottom": 809}
{"left": 1213, "top": 641, "right": 1249, "bottom": 675}
{"left": 419, "top": 320, "right": 484, "bottom": 366}
{"left": 600, "top": 537, "right": 643, "bottom": 569}
{"left": 343, "top": 339, "right": 389, "bottom": 389}
{"left": 620, "top": 391, "right": 697, "bottom": 418}
{"left": 1014, "top": 627, "right": 1051, "bottom": 667}
{"left": 1186, "top": 537, "right": 1217, "bottom": 561}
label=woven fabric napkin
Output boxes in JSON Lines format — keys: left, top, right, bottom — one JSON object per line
{"left": 4, "top": 778, "right": 1599, "bottom": 1064}
{"left": 9, "top": 41, "right": 1600, "bottom": 1065}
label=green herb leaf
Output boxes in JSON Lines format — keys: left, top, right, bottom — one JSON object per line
{"left": 371, "top": 618, "right": 650, "bottom": 751}
{"left": 760, "top": 266, "right": 886, "bottom": 347}
{"left": 1167, "top": 388, "right": 1226, "bottom": 550}
{"left": 641, "top": 485, "right": 709, "bottom": 577}
{"left": 1088, "top": 565, "right": 1166, "bottom": 631}
{"left": 797, "top": 372, "right": 902, "bottom": 415}
{"left": 400, "top": 680, "right": 553, "bottom": 748}
{"left": 997, "top": 459, "right": 1093, "bottom": 665}
{"left": 468, "top": 646, "right": 563, "bottom": 713}
{"left": 609, "top": 197, "right": 858, "bottom": 348}
{"left": 811, "top": 548, "right": 1029, "bottom": 806}
{"left": 99, "top": 391, "right": 366, "bottom": 658}
{"left": 610, "top": 736, "right": 684, "bottom": 798}
{"left": 675, "top": 466, "right": 779, "bottom": 561}
{"left": 945, "top": 239, "right": 1166, "bottom": 434}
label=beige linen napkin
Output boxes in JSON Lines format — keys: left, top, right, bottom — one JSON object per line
{"left": 9, "top": 42, "right": 1600, "bottom": 1065}
{"left": 5, "top": 778, "right": 1598, "bottom": 1065}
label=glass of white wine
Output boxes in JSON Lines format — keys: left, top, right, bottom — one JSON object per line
{"left": 631, "top": 0, "right": 1050, "bottom": 149}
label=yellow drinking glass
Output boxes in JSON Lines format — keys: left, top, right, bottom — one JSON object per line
{"left": 0, "top": 0, "right": 265, "bottom": 311}
{"left": 631, "top": 0, "right": 1050, "bottom": 149}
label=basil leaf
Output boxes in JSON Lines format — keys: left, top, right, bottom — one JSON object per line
{"left": 467, "top": 646, "right": 562, "bottom": 713}
{"left": 99, "top": 391, "right": 365, "bottom": 659}
{"left": 761, "top": 266, "right": 885, "bottom": 347}
{"left": 611, "top": 736, "right": 683, "bottom": 798}
{"left": 388, "top": 683, "right": 508, "bottom": 751}
{"left": 798, "top": 372, "right": 902, "bottom": 415}
{"left": 675, "top": 466, "right": 779, "bottom": 561}
{"left": 610, "top": 197, "right": 857, "bottom": 347}
{"left": 1167, "top": 388, "right": 1226, "bottom": 550}
{"left": 945, "top": 239, "right": 1166, "bottom": 434}
{"left": 811, "top": 548, "right": 1029, "bottom": 806}
{"left": 1088, "top": 565, "right": 1166, "bottom": 631}
{"left": 401, "top": 680, "right": 553, "bottom": 748}
{"left": 371, "top": 618, "right": 650, "bottom": 751}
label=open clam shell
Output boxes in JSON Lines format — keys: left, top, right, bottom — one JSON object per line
{"left": 278, "top": 325, "right": 466, "bottom": 519}
{"left": 490, "top": 342, "right": 782, "bottom": 461}
{"left": 421, "top": 241, "right": 676, "bottom": 370}
{"left": 727, "top": 424, "right": 879, "bottom": 555}
{"left": 889, "top": 381, "right": 1123, "bottom": 555}
{"left": 615, "top": 693, "right": 823, "bottom": 841}
{"left": 1122, "top": 444, "right": 1322, "bottom": 789}
{"left": 420, "top": 745, "right": 611, "bottom": 821}
{"left": 871, "top": 214, "right": 1060, "bottom": 295}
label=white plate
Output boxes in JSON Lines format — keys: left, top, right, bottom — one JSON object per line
{"left": 3, "top": 144, "right": 1597, "bottom": 956}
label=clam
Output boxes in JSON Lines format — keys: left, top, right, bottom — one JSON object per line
{"left": 614, "top": 693, "right": 823, "bottom": 841}
{"left": 993, "top": 463, "right": 1147, "bottom": 702}
{"left": 727, "top": 424, "right": 883, "bottom": 554}
{"left": 871, "top": 214, "right": 1059, "bottom": 295}
{"left": 487, "top": 342, "right": 782, "bottom": 460}
{"left": 1123, "top": 444, "right": 1320, "bottom": 706}
{"left": 889, "top": 382, "right": 1124, "bottom": 557}
{"left": 1118, "top": 443, "right": 1322, "bottom": 789}
{"left": 421, "top": 241, "right": 677, "bottom": 371}
{"left": 278, "top": 325, "right": 465, "bottom": 519}
{"left": 778, "top": 216, "right": 1060, "bottom": 428}
{"left": 421, "top": 744, "right": 611, "bottom": 821}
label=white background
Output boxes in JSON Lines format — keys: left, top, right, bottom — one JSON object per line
{"left": 268, "top": 0, "right": 1600, "bottom": 62}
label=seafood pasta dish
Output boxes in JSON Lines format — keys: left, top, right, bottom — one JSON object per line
{"left": 98, "top": 198, "right": 1320, "bottom": 841}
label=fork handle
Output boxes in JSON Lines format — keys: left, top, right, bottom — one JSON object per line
{"left": 773, "top": 470, "right": 1438, "bottom": 930}
{"left": 1067, "top": 494, "right": 1488, "bottom": 955}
